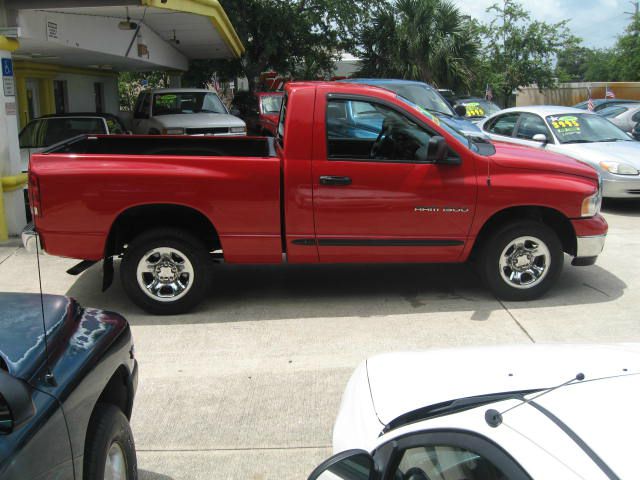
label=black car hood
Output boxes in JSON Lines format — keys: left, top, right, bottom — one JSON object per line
{"left": 0, "top": 293, "right": 79, "bottom": 381}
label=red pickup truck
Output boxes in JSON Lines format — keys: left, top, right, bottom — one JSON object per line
{"left": 24, "top": 82, "right": 607, "bottom": 315}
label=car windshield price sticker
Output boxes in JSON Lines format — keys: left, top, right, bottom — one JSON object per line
{"left": 417, "top": 106, "right": 440, "bottom": 125}
{"left": 549, "top": 115, "right": 580, "bottom": 136}
{"left": 464, "top": 102, "right": 485, "bottom": 117}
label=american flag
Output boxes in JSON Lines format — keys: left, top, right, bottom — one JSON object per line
{"left": 587, "top": 86, "right": 594, "bottom": 111}
{"left": 605, "top": 85, "right": 616, "bottom": 99}
{"left": 485, "top": 84, "right": 493, "bottom": 101}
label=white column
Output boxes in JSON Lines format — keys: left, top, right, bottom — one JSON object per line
{"left": 0, "top": 50, "right": 26, "bottom": 235}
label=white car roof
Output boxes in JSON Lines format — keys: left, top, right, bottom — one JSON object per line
{"left": 493, "top": 105, "right": 592, "bottom": 117}
{"left": 366, "top": 344, "right": 640, "bottom": 425}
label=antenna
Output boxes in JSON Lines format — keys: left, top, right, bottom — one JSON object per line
{"left": 35, "top": 232, "right": 55, "bottom": 386}
{"left": 485, "top": 373, "right": 585, "bottom": 428}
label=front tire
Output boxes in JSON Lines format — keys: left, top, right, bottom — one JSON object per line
{"left": 121, "top": 228, "right": 213, "bottom": 315}
{"left": 83, "top": 404, "right": 137, "bottom": 480}
{"left": 481, "top": 221, "right": 563, "bottom": 301}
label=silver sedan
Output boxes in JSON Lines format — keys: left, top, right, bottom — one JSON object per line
{"left": 598, "top": 103, "right": 640, "bottom": 133}
{"left": 478, "top": 105, "right": 640, "bottom": 198}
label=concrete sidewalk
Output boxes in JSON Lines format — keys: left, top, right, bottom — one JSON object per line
{"left": 1, "top": 201, "right": 638, "bottom": 479}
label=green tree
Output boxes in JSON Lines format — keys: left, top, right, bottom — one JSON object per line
{"left": 118, "top": 71, "right": 168, "bottom": 111}
{"left": 479, "top": 0, "right": 571, "bottom": 106}
{"left": 183, "top": 0, "right": 383, "bottom": 90}
{"left": 357, "top": 0, "right": 480, "bottom": 91}
{"left": 613, "top": 14, "right": 640, "bottom": 81}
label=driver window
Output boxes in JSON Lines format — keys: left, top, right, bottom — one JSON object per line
{"left": 396, "top": 444, "right": 508, "bottom": 480}
{"left": 515, "top": 114, "right": 551, "bottom": 141}
{"left": 326, "top": 99, "right": 431, "bottom": 162}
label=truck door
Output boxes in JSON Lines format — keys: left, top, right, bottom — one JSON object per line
{"left": 311, "top": 91, "right": 477, "bottom": 263}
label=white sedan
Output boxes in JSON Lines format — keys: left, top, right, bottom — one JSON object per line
{"left": 309, "top": 344, "right": 639, "bottom": 480}
{"left": 478, "top": 106, "right": 640, "bottom": 198}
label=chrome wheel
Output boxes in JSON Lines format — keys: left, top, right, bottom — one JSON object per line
{"left": 499, "top": 236, "right": 551, "bottom": 289}
{"left": 136, "top": 247, "right": 195, "bottom": 302}
{"left": 104, "top": 442, "right": 127, "bottom": 480}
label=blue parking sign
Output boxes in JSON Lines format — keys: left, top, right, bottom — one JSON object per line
{"left": 2, "top": 58, "right": 13, "bottom": 77}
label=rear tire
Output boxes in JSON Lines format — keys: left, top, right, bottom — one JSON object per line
{"left": 121, "top": 228, "right": 213, "bottom": 315}
{"left": 83, "top": 404, "right": 137, "bottom": 480}
{"left": 480, "top": 221, "right": 563, "bottom": 301}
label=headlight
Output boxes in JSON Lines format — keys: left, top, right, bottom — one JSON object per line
{"left": 162, "top": 128, "right": 185, "bottom": 135}
{"left": 599, "top": 161, "right": 639, "bottom": 175}
{"left": 230, "top": 126, "right": 246, "bottom": 134}
{"left": 581, "top": 175, "right": 602, "bottom": 217}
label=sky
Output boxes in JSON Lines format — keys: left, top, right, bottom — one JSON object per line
{"left": 452, "top": 0, "right": 632, "bottom": 48}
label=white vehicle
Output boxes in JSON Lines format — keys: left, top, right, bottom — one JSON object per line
{"left": 131, "top": 88, "right": 246, "bottom": 136}
{"left": 309, "top": 344, "right": 640, "bottom": 480}
{"left": 478, "top": 106, "right": 640, "bottom": 198}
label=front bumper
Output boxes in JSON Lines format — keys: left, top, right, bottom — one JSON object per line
{"left": 21, "top": 222, "right": 40, "bottom": 253}
{"left": 576, "top": 235, "right": 606, "bottom": 258}
{"left": 602, "top": 176, "right": 640, "bottom": 198}
{"left": 570, "top": 216, "right": 607, "bottom": 266}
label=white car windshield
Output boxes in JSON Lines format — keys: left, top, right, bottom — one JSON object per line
{"left": 152, "top": 92, "right": 227, "bottom": 115}
{"left": 545, "top": 113, "right": 632, "bottom": 144}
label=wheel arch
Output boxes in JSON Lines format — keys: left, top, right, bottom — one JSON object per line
{"left": 104, "top": 203, "right": 221, "bottom": 259}
{"left": 471, "top": 206, "right": 577, "bottom": 259}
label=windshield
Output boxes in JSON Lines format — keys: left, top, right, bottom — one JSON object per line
{"left": 19, "top": 117, "right": 105, "bottom": 148}
{"left": 458, "top": 100, "right": 501, "bottom": 118}
{"left": 545, "top": 114, "right": 631, "bottom": 144}
{"left": 152, "top": 92, "right": 227, "bottom": 115}
{"left": 261, "top": 95, "right": 283, "bottom": 115}
{"left": 598, "top": 106, "right": 628, "bottom": 118}
{"left": 379, "top": 83, "right": 456, "bottom": 117}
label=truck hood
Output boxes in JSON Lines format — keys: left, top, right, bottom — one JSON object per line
{"left": 0, "top": 293, "right": 127, "bottom": 382}
{"left": 153, "top": 113, "right": 246, "bottom": 129}
{"left": 0, "top": 293, "right": 78, "bottom": 381}
{"left": 557, "top": 140, "right": 640, "bottom": 169}
{"left": 491, "top": 141, "right": 598, "bottom": 180}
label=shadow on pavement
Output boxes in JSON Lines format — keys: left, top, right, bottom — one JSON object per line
{"left": 602, "top": 199, "right": 640, "bottom": 216}
{"left": 65, "top": 257, "right": 627, "bottom": 326}
{"left": 138, "top": 471, "right": 174, "bottom": 480}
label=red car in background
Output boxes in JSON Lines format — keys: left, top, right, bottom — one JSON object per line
{"left": 231, "top": 91, "right": 283, "bottom": 136}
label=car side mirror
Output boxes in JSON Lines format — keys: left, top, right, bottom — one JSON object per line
{"left": 454, "top": 104, "right": 467, "bottom": 117}
{"left": 308, "top": 449, "right": 374, "bottom": 480}
{"left": 230, "top": 107, "right": 241, "bottom": 116}
{"left": 0, "top": 369, "right": 35, "bottom": 435}
{"left": 426, "top": 135, "right": 460, "bottom": 165}
{"left": 532, "top": 133, "right": 548, "bottom": 144}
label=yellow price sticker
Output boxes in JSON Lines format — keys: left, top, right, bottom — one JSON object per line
{"left": 464, "top": 102, "right": 485, "bottom": 117}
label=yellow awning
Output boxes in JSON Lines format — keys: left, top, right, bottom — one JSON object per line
{"left": 140, "top": 0, "right": 244, "bottom": 58}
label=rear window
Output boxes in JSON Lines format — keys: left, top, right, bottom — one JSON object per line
{"left": 261, "top": 95, "right": 283, "bottom": 115}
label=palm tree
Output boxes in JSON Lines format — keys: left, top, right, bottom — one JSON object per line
{"left": 357, "top": 0, "right": 480, "bottom": 91}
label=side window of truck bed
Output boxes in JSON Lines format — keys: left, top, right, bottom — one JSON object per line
{"left": 326, "top": 98, "right": 431, "bottom": 162}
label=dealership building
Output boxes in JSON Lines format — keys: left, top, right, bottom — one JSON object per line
{"left": 0, "top": 0, "right": 243, "bottom": 237}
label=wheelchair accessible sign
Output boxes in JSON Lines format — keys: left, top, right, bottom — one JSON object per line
{"left": 2, "top": 58, "right": 15, "bottom": 97}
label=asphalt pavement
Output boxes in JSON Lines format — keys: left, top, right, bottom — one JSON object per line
{"left": 0, "top": 200, "right": 638, "bottom": 479}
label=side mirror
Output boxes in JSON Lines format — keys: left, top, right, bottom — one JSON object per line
{"left": 308, "top": 449, "right": 374, "bottom": 480}
{"left": 532, "top": 133, "right": 548, "bottom": 144}
{"left": 426, "top": 135, "right": 460, "bottom": 165}
{"left": 454, "top": 104, "right": 467, "bottom": 117}
{"left": 0, "top": 369, "right": 35, "bottom": 434}
{"left": 230, "top": 107, "right": 241, "bottom": 116}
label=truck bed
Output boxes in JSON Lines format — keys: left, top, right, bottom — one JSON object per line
{"left": 31, "top": 134, "right": 282, "bottom": 263}
{"left": 46, "top": 134, "right": 276, "bottom": 157}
